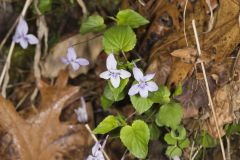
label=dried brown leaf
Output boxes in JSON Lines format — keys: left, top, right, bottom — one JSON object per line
{"left": 0, "top": 70, "right": 93, "bottom": 160}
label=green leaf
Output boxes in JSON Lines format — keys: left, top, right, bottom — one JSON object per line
{"left": 120, "top": 120, "right": 150, "bottom": 159}
{"left": 150, "top": 86, "right": 170, "bottom": 104}
{"left": 130, "top": 95, "right": 154, "bottom": 114}
{"left": 116, "top": 9, "right": 149, "bottom": 28}
{"left": 80, "top": 15, "right": 106, "bottom": 34}
{"left": 103, "top": 78, "right": 129, "bottom": 102}
{"left": 116, "top": 114, "right": 127, "bottom": 126}
{"left": 179, "top": 138, "right": 190, "bottom": 149}
{"left": 174, "top": 83, "right": 183, "bottom": 96}
{"left": 94, "top": 115, "right": 120, "bottom": 134}
{"left": 101, "top": 95, "right": 114, "bottom": 110}
{"left": 155, "top": 102, "right": 183, "bottom": 129}
{"left": 225, "top": 123, "right": 240, "bottom": 135}
{"left": 170, "top": 126, "right": 186, "bottom": 140}
{"left": 198, "top": 131, "right": 217, "bottom": 148}
{"left": 103, "top": 25, "right": 136, "bottom": 54}
{"left": 109, "top": 78, "right": 129, "bottom": 101}
{"left": 164, "top": 133, "right": 177, "bottom": 145}
{"left": 148, "top": 123, "right": 160, "bottom": 140}
{"left": 39, "top": 0, "right": 52, "bottom": 13}
{"left": 166, "top": 146, "right": 182, "bottom": 158}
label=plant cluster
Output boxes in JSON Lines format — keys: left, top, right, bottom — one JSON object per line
{"left": 79, "top": 9, "right": 190, "bottom": 159}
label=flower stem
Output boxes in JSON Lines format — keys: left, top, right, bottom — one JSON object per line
{"left": 121, "top": 50, "right": 128, "bottom": 62}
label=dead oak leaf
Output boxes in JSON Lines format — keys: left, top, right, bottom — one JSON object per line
{"left": 0, "top": 70, "right": 92, "bottom": 160}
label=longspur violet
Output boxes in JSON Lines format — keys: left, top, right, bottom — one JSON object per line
{"left": 74, "top": 97, "right": 88, "bottom": 123}
{"left": 13, "top": 18, "right": 39, "bottom": 49}
{"left": 128, "top": 67, "right": 158, "bottom": 98}
{"left": 99, "top": 54, "right": 131, "bottom": 88}
{"left": 61, "top": 46, "right": 89, "bottom": 71}
{"left": 86, "top": 135, "right": 108, "bottom": 160}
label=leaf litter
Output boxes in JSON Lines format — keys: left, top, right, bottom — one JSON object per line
{"left": 1, "top": 0, "right": 240, "bottom": 159}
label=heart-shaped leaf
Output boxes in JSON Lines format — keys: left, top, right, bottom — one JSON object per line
{"left": 130, "top": 95, "right": 154, "bottom": 114}
{"left": 120, "top": 120, "right": 150, "bottom": 159}
{"left": 116, "top": 9, "right": 149, "bottom": 28}
{"left": 155, "top": 102, "right": 183, "bottom": 129}
{"left": 103, "top": 25, "right": 136, "bottom": 54}
{"left": 94, "top": 115, "right": 120, "bottom": 134}
{"left": 166, "top": 146, "right": 182, "bottom": 158}
{"left": 80, "top": 15, "right": 106, "bottom": 34}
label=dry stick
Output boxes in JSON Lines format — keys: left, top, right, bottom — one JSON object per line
{"left": 183, "top": 0, "right": 189, "bottom": 47}
{"left": 30, "top": 0, "right": 49, "bottom": 102}
{"left": 192, "top": 20, "right": 226, "bottom": 160}
{"left": 0, "top": 0, "right": 33, "bottom": 96}
{"left": 84, "top": 124, "right": 110, "bottom": 160}
{"left": 226, "top": 136, "right": 231, "bottom": 160}
{"left": 76, "top": 0, "right": 88, "bottom": 18}
{"left": 0, "top": 17, "right": 19, "bottom": 52}
{"left": 191, "top": 145, "right": 203, "bottom": 160}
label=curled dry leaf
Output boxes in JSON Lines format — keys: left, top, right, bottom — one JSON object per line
{"left": 170, "top": 47, "right": 215, "bottom": 64}
{"left": 204, "top": 59, "right": 240, "bottom": 138}
{"left": 0, "top": 70, "right": 93, "bottom": 160}
{"left": 41, "top": 33, "right": 102, "bottom": 78}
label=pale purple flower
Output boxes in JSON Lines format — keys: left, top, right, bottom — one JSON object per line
{"left": 99, "top": 54, "right": 131, "bottom": 88}
{"left": 13, "top": 18, "right": 39, "bottom": 49}
{"left": 61, "top": 46, "right": 89, "bottom": 71}
{"left": 74, "top": 97, "right": 88, "bottom": 123}
{"left": 87, "top": 135, "right": 108, "bottom": 160}
{"left": 172, "top": 156, "right": 181, "bottom": 160}
{"left": 128, "top": 67, "right": 158, "bottom": 98}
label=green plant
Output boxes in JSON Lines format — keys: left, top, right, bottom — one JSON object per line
{"left": 80, "top": 9, "right": 189, "bottom": 159}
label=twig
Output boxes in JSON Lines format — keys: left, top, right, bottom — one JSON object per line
{"left": 191, "top": 145, "right": 203, "bottom": 160}
{"left": 0, "top": 17, "right": 19, "bottom": 52}
{"left": 226, "top": 136, "right": 231, "bottom": 160}
{"left": 84, "top": 124, "right": 110, "bottom": 160}
{"left": 0, "top": 0, "right": 33, "bottom": 97}
{"left": 30, "top": 0, "right": 49, "bottom": 102}
{"left": 0, "top": 42, "right": 15, "bottom": 86}
{"left": 183, "top": 0, "right": 189, "bottom": 46}
{"left": 231, "top": 49, "right": 240, "bottom": 78}
{"left": 76, "top": 0, "right": 88, "bottom": 18}
{"left": 192, "top": 19, "right": 226, "bottom": 160}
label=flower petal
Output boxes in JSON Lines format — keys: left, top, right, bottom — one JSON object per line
{"left": 146, "top": 81, "right": 158, "bottom": 92}
{"left": 75, "top": 58, "right": 89, "bottom": 66}
{"left": 119, "top": 69, "right": 131, "bottom": 79}
{"left": 143, "top": 73, "right": 155, "bottom": 81}
{"left": 139, "top": 88, "right": 148, "bottom": 98}
{"left": 26, "top": 34, "right": 39, "bottom": 44}
{"left": 133, "top": 67, "right": 144, "bottom": 81}
{"left": 86, "top": 155, "right": 94, "bottom": 160}
{"left": 67, "top": 47, "right": 77, "bottom": 61}
{"left": 70, "top": 62, "right": 80, "bottom": 71}
{"left": 99, "top": 71, "right": 111, "bottom": 79}
{"left": 12, "top": 34, "right": 22, "bottom": 43}
{"left": 60, "top": 57, "right": 69, "bottom": 64}
{"left": 106, "top": 54, "right": 117, "bottom": 70}
{"left": 16, "top": 18, "right": 28, "bottom": 36}
{"left": 19, "top": 39, "right": 28, "bottom": 49}
{"left": 110, "top": 76, "right": 120, "bottom": 88}
{"left": 128, "top": 84, "right": 139, "bottom": 96}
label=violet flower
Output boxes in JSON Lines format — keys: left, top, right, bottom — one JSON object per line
{"left": 13, "top": 18, "right": 39, "bottom": 49}
{"left": 61, "top": 46, "right": 89, "bottom": 71}
{"left": 99, "top": 54, "right": 131, "bottom": 88}
{"left": 128, "top": 67, "right": 158, "bottom": 98}
{"left": 86, "top": 135, "right": 108, "bottom": 160}
{"left": 74, "top": 97, "right": 88, "bottom": 123}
